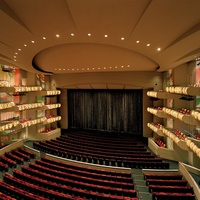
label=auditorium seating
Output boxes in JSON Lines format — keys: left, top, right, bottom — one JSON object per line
{"left": 0, "top": 155, "right": 138, "bottom": 200}
{"left": 0, "top": 161, "right": 8, "bottom": 172}
{"left": 33, "top": 131, "right": 169, "bottom": 169}
{"left": 0, "top": 147, "right": 36, "bottom": 170}
{"left": 0, "top": 191, "right": 16, "bottom": 200}
{"left": 0, "top": 179, "right": 48, "bottom": 200}
{"left": 144, "top": 173, "right": 195, "bottom": 200}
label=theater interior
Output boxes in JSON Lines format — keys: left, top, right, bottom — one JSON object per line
{"left": 0, "top": 1, "right": 200, "bottom": 200}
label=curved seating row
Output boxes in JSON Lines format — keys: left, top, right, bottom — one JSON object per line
{"left": 0, "top": 147, "right": 36, "bottom": 171}
{"left": 33, "top": 140, "right": 169, "bottom": 169}
{"left": 64, "top": 131, "right": 138, "bottom": 143}
{"left": 0, "top": 155, "right": 138, "bottom": 200}
{"left": 41, "top": 157, "right": 131, "bottom": 178}
{"left": 58, "top": 136, "right": 144, "bottom": 152}
{"left": 144, "top": 173, "right": 195, "bottom": 200}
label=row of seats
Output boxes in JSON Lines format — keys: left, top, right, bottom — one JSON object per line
{"left": 0, "top": 179, "right": 47, "bottom": 200}
{"left": 0, "top": 191, "right": 16, "bottom": 200}
{"left": 40, "top": 157, "right": 131, "bottom": 178}
{"left": 20, "top": 166, "right": 135, "bottom": 197}
{"left": 32, "top": 161, "right": 133, "bottom": 187}
{"left": 0, "top": 147, "right": 36, "bottom": 171}
{"left": 65, "top": 130, "right": 138, "bottom": 143}
{"left": 61, "top": 134, "right": 140, "bottom": 148}
{"left": 47, "top": 139, "right": 151, "bottom": 157}
{"left": 0, "top": 161, "right": 8, "bottom": 172}
{"left": 0, "top": 155, "right": 139, "bottom": 200}
{"left": 58, "top": 136, "right": 145, "bottom": 153}
{"left": 144, "top": 173, "right": 195, "bottom": 200}
{"left": 33, "top": 136, "right": 169, "bottom": 169}
{"left": 0, "top": 155, "right": 17, "bottom": 168}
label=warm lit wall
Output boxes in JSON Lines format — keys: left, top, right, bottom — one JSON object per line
{"left": 52, "top": 71, "right": 163, "bottom": 89}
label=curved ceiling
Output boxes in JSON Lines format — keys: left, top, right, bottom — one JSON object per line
{"left": 1, "top": 0, "right": 200, "bottom": 74}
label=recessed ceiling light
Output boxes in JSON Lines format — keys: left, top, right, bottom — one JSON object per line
{"left": 55, "top": 68, "right": 57, "bottom": 70}
{"left": 127, "top": 65, "right": 130, "bottom": 67}
{"left": 43, "top": 37, "right": 46, "bottom": 40}
{"left": 147, "top": 44, "right": 150, "bottom": 46}
{"left": 115, "top": 66, "right": 118, "bottom": 68}
{"left": 82, "top": 68, "right": 84, "bottom": 70}
{"left": 72, "top": 69, "right": 74, "bottom": 71}
{"left": 88, "top": 33, "right": 91, "bottom": 36}
{"left": 98, "top": 67, "right": 100, "bottom": 70}
{"left": 58, "top": 68, "right": 61, "bottom": 70}
{"left": 136, "top": 40, "right": 140, "bottom": 43}
{"left": 31, "top": 40, "right": 35, "bottom": 43}
{"left": 92, "top": 68, "right": 95, "bottom": 70}
{"left": 121, "top": 66, "right": 124, "bottom": 68}
{"left": 104, "top": 35, "right": 108, "bottom": 38}
{"left": 121, "top": 37, "right": 125, "bottom": 40}
{"left": 14, "top": 56, "right": 16, "bottom": 58}
{"left": 87, "top": 68, "right": 89, "bottom": 70}
{"left": 157, "top": 47, "right": 161, "bottom": 51}
{"left": 24, "top": 44, "right": 27, "bottom": 47}
{"left": 18, "top": 48, "right": 21, "bottom": 51}
{"left": 104, "top": 67, "right": 106, "bottom": 69}
{"left": 63, "top": 69, "right": 65, "bottom": 70}
{"left": 15, "top": 52, "right": 18, "bottom": 55}
{"left": 14, "top": 59, "right": 16, "bottom": 61}
{"left": 56, "top": 34, "right": 60, "bottom": 38}
{"left": 110, "top": 67, "right": 112, "bottom": 69}
{"left": 71, "top": 33, "right": 74, "bottom": 36}
{"left": 77, "top": 69, "right": 79, "bottom": 70}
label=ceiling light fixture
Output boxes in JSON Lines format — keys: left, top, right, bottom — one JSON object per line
{"left": 88, "top": 33, "right": 91, "bottom": 36}
{"left": 24, "top": 44, "right": 27, "bottom": 47}
{"left": 136, "top": 40, "right": 140, "bottom": 43}
{"left": 104, "top": 35, "right": 108, "bottom": 37}
{"left": 18, "top": 48, "right": 21, "bottom": 51}
{"left": 15, "top": 52, "right": 18, "bottom": 55}
{"left": 157, "top": 47, "right": 161, "bottom": 51}
{"left": 56, "top": 34, "right": 60, "bottom": 38}
{"left": 43, "top": 37, "right": 46, "bottom": 40}
{"left": 31, "top": 40, "right": 35, "bottom": 43}
{"left": 121, "top": 37, "right": 125, "bottom": 40}
{"left": 127, "top": 65, "right": 130, "bottom": 67}
{"left": 71, "top": 33, "right": 74, "bottom": 36}
{"left": 147, "top": 44, "right": 150, "bottom": 46}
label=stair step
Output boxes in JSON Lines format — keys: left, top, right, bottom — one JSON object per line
{"left": 138, "top": 192, "right": 152, "bottom": 200}
{"left": 133, "top": 174, "right": 144, "bottom": 180}
{"left": 135, "top": 185, "right": 149, "bottom": 193}
{"left": 134, "top": 179, "right": 147, "bottom": 186}
{"left": 132, "top": 168, "right": 143, "bottom": 175}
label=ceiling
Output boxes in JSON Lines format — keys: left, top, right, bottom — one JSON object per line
{"left": 1, "top": 0, "right": 200, "bottom": 75}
